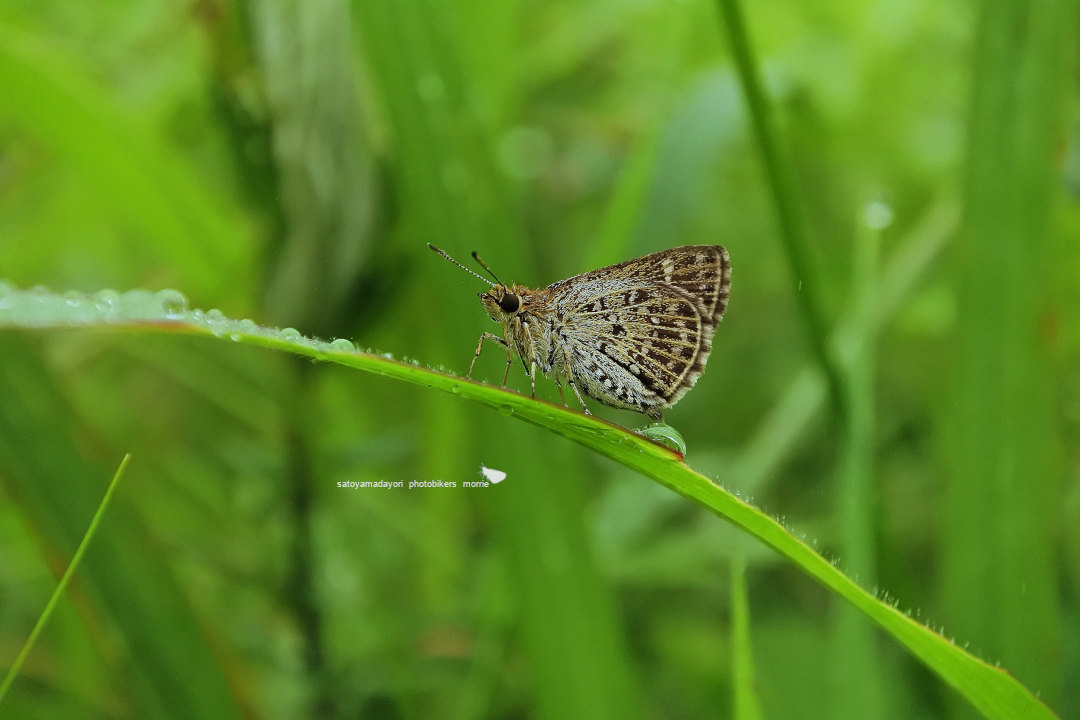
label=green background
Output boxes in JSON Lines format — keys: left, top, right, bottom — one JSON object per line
{"left": 0, "top": 0, "right": 1077, "bottom": 718}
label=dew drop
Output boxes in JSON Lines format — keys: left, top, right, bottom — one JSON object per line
{"left": 281, "top": 327, "right": 301, "bottom": 339}
{"left": 239, "top": 318, "right": 258, "bottom": 333}
{"left": 156, "top": 288, "right": 188, "bottom": 316}
{"left": 61, "top": 291, "right": 95, "bottom": 323}
{"left": 329, "top": 338, "right": 354, "bottom": 352}
{"left": 205, "top": 308, "right": 227, "bottom": 336}
{"left": 636, "top": 422, "right": 687, "bottom": 454}
{"left": 94, "top": 289, "right": 120, "bottom": 312}
{"left": 118, "top": 289, "right": 161, "bottom": 320}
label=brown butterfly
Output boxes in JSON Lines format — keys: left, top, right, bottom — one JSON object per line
{"left": 430, "top": 245, "right": 731, "bottom": 420}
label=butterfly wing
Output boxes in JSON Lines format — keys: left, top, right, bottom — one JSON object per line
{"left": 548, "top": 246, "right": 731, "bottom": 416}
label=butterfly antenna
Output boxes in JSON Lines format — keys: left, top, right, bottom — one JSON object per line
{"left": 428, "top": 244, "right": 494, "bottom": 287}
{"left": 470, "top": 251, "right": 506, "bottom": 288}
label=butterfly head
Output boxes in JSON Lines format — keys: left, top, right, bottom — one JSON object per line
{"left": 478, "top": 284, "right": 522, "bottom": 322}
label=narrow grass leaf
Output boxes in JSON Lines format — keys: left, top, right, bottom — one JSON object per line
{"left": 0, "top": 455, "right": 131, "bottom": 706}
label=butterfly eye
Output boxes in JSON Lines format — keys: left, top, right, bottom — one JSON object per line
{"left": 499, "top": 293, "right": 520, "bottom": 313}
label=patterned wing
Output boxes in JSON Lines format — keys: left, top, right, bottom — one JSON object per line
{"left": 548, "top": 246, "right": 731, "bottom": 414}
{"left": 552, "top": 245, "right": 730, "bottom": 321}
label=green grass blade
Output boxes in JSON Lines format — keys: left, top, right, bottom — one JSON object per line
{"left": 713, "top": 0, "right": 844, "bottom": 416}
{"left": 0, "top": 284, "right": 1059, "bottom": 719}
{"left": 830, "top": 210, "right": 886, "bottom": 718}
{"left": 0, "top": 334, "right": 246, "bottom": 719}
{"left": 730, "top": 554, "right": 762, "bottom": 720}
{"left": 0, "top": 454, "right": 130, "bottom": 706}
{"left": 944, "top": 0, "right": 1071, "bottom": 705}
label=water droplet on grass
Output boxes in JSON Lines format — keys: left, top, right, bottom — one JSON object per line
{"left": 156, "top": 288, "right": 188, "bottom": 316}
{"left": 94, "top": 289, "right": 120, "bottom": 313}
{"left": 329, "top": 338, "right": 354, "bottom": 351}
{"left": 205, "top": 308, "right": 227, "bottom": 336}
{"left": 118, "top": 290, "right": 161, "bottom": 320}
{"left": 637, "top": 423, "right": 686, "bottom": 454}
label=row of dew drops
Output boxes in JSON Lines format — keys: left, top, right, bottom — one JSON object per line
{"left": 0, "top": 281, "right": 479, "bottom": 382}
{"left": 0, "top": 281, "right": 371, "bottom": 358}
{"left": 0, "top": 281, "right": 687, "bottom": 453}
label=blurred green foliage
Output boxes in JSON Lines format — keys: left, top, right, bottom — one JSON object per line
{"left": 0, "top": 0, "right": 1077, "bottom": 718}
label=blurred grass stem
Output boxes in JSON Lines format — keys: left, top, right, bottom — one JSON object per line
{"left": 715, "top": 0, "right": 846, "bottom": 420}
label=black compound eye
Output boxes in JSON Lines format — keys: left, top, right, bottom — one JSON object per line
{"left": 499, "top": 293, "right": 520, "bottom": 313}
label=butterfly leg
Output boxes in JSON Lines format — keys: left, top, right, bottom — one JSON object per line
{"left": 557, "top": 348, "right": 591, "bottom": 414}
{"left": 528, "top": 361, "right": 538, "bottom": 398}
{"left": 556, "top": 383, "right": 567, "bottom": 406}
{"left": 566, "top": 380, "right": 592, "bottom": 415}
{"left": 468, "top": 332, "right": 510, "bottom": 381}
{"left": 501, "top": 351, "right": 512, "bottom": 385}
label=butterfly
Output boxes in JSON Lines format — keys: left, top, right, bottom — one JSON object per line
{"left": 429, "top": 244, "right": 731, "bottom": 420}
